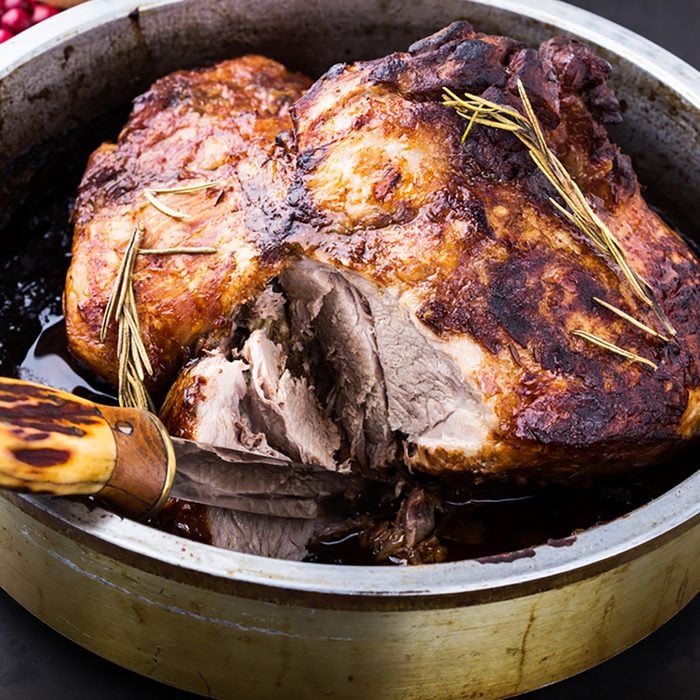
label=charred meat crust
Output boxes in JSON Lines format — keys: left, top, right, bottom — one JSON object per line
{"left": 288, "top": 21, "right": 699, "bottom": 466}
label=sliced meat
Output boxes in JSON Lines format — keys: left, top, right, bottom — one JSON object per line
{"left": 346, "top": 272, "right": 492, "bottom": 466}
{"left": 162, "top": 335, "right": 343, "bottom": 468}
{"left": 161, "top": 351, "right": 284, "bottom": 459}
{"left": 161, "top": 282, "right": 341, "bottom": 470}
{"left": 281, "top": 259, "right": 492, "bottom": 472}
{"left": 208, "top": 508, "right": 331, "bottom": 560}
{"left": 159, "top": 348, "right": 366, "bottom": 559}
{"left": 153, "top": 500, "right": 336, "bottom": 561}
{"left": 281, "top": 259, "right": 395, "bottom": 471}
{"left": 242, "top": 328, "right": 341, "bottom": 468}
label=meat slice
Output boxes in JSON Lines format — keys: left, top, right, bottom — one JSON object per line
{"left": 160, "top": 351, "right": 285, "bottom": 459}
{"left": 154, "top": 499, "right": 337, "bottom": 561}
{"left": 162, "top": 323, "right": 342, "bottom": 472}
{"left": 65, "top": 56, "right": 311, "bottom": 390}
{"left": 207, "top": 508, "right": 328, "bottom": 560}
{"left": 288, "top": 21, "right": 700, "bottom": 475}
{"left": 159, "top": 350, "right": 362, "bottom": 559}
{"left": 281, "top": 259, "right": 396, "bottom": 471}
{"left": 280, "top": 259, "right": 492, "bottom": 472}
{"left": 242, "top": 329, "right": 341, "bottom": 468}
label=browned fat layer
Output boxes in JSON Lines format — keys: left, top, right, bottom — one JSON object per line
{"left": 12, "top": 448, "right": 71, "bottom": 468}
{"left": 159, "top": 371, "right": 207, "bottom": 438}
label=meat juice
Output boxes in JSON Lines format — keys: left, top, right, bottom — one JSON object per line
{"left": 0, "top": 120, "right": 697, "bottom": 565}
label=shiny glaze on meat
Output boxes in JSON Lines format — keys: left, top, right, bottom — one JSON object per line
{"left": 65, "top": 56, "right": 310, "bottom": 389}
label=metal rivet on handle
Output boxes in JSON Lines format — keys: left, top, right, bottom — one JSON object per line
{"left": 115, "top": 421, "right": 134, "bottom": 435}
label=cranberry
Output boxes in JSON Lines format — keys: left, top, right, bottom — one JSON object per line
{"left": 32, "top": 3, "right": 58, "bottom": 24}
{"left": 2, "top": 8, "right": 32, "bottom": 33}
{"left": 4, "top": 1, "right": 35, "bottom": 14}
{"left": 0, "top": 26, "right": 14, "bottom": 43}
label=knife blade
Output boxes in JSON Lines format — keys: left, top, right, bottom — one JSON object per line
{"left": 168, "top": 437, "right": 366, "bottom": 519}
{"left": 0, "top": 377, "right": 366, "bottom": 520}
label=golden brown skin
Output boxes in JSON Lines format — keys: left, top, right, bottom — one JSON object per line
{"left": 288, "top": 23, "right": 700, "bottom": 473}
{"left": 65, "top": 56, "right": 310, "bottom": 390}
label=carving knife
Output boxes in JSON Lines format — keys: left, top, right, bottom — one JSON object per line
{"left": 0, "top": 377, "right": 365, "bottom": 520}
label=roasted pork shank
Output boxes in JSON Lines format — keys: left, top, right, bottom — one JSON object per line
{"left": 66, "top": 23, "right": 699, "bottom": 483}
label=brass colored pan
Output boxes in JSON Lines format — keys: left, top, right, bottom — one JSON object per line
{"left": 0, "top": 1, "right": 697, "bottom": 698}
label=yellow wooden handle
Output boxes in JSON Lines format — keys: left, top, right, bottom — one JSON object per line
{"left": 0, "top": 378, "right": 175, "bottom": 519}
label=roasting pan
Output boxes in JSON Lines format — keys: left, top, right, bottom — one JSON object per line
{"left": 0, "top": 1, "right": 698, "bottom": 698}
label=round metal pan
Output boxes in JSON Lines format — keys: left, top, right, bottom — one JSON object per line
{"left": 0, "top": 1, "right": 698, "bottom": 698}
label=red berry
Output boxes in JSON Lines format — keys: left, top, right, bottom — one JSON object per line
{"left": 2, "top": 8, "right": 31, "bottom": 33}
{"left": 4, "top": 1, "right": 35, "bottom": 13}
{"left": 0, "top": 27, "right": 14, "bottom": 43}
{"left": 31, "top": 3, "right": 58, "bottom": 24}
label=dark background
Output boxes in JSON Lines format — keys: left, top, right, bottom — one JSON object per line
{"left": 1, "top": 1, "right": 698, "bottom": 698}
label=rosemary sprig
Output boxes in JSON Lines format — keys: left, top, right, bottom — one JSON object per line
{"left": 571, "top": 330, "right": 658, "bottom": 371}
{"left": 593, "top": 296, "right": 671, "bottom": 342}
{"left": 144, "top": 181, "right": 219, "bottom": 221}
{"left": 144, "top": 190, "right": 192, "bottom": 220}
{"left": 100, "top": 222, "right": 154, "bottom": 410}
{"left": 101, "top": 223, "right": 217, "bottom": 409}
{"left": 443, "top": 82, "right": 676, "bottom": 340}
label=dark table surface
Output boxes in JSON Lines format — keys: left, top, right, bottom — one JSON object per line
{"left": 1, "top": 1, "right": 698, "bottom": 698}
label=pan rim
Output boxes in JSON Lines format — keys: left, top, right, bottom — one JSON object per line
{"left": 5, "top": 466, "right": 697, "bottom": 601}
{"left": 0, "top": 0, "right": 698, "bottom": 600}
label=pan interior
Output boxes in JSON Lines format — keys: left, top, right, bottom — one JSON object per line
{"left": 0, "top": 0, "right": 698, "bottom": 582}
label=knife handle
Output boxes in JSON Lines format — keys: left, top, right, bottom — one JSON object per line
{"left": 0, "top": 378, "right": 175, "bottom": 519}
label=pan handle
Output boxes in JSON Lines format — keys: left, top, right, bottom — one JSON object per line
{"left": 0, "top": 377, "right": 174, "bottom": 519}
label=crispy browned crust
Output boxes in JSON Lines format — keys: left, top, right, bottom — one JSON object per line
{"left": 158, "top": 360, "right": 207, "bottom": 439}
{"left": 65, "top": 56, "right": 311, "bottom": 390}
{"left": 289, "top": 22, "right": 700, "bottom": 471}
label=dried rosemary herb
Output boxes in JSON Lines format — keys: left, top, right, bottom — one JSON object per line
{"left": 100, "top": 222, "right": 154, "bottom": 410}
{"left": 144, "top": 180, "right": 219, "bottom": 220}
{"left": 571, "top": 330, "right": 658, "bottom": 371}
{"left": 444, "top": 80, "right": 673, "bottom": 370}
{"left": 101, "top": 216, "right": 217, "bottom": 409}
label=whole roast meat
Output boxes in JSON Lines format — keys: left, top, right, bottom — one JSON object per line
{"left": 65, "top": 23, "right": 699, "bottom": 487}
